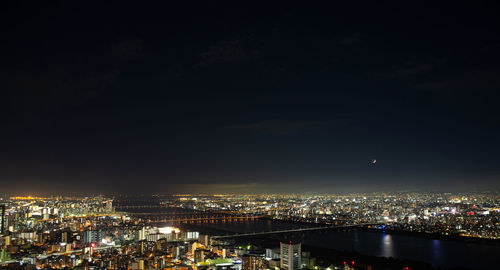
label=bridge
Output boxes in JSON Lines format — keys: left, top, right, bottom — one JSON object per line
{"left": 36, "top": 213, "right": 119, "bottom": 222}
{"left": 211, "top": 223, "right": 383, "bottom": 239}
{"left": 130, "top": 211, "right": 238, "bottom": 216}
{"left": 145, "top": 215, "right": 264, "bottom": 223}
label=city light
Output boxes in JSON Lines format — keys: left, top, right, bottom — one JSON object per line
{"left": 158, "top": 226, "right": 181, "bottom": 234}
{"left": 0, "top": 193, "right": 498, "bottom": 269}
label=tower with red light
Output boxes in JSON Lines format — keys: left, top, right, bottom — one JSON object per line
{"left": 280, "top": 242, "right": 301, "bottom": 270}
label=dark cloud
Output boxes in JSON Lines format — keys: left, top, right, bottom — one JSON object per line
{"left": 2, "top": 1, "right": 500, "bottom": 194}
{"left": 376, "top": 63, "right": 437, "bottom": 80}
{"left": 416, "top": 69, "right": 500, "bottom": 91}
{"left": 107, "top": 39, "right": 143, "bottom": 61}
{"left": 363, "top": 57, "right": 447, "bottom": 82}
{"left": 227, "top": 120, "right": 324, "bottom": 134}
{"left": 2, "top": 38, "right": 143, "bottom": 119}
{"left": 4, "top": 68, "right": 118, "bottom": 112}
{"left": 336, "top": 36, "right": 363, "bottom": 45}
{"left": 195, "top": 34, "right": 260, "bottom": 67}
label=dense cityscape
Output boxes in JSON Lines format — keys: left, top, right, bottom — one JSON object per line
{"left": 168, "top": 193, "right": 500, "bottom": 239}
{"left": 4, "top": 1, "right": 500, "bottom": 269}
{"left": 0, "top": 193, "right": 499, "bottom": 269}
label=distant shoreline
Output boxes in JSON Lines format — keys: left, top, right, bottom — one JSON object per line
{"left": 121, "top": 207, "right": 500, "bottom": 246}
{"left": 263, "top": 216, "right": 500, "bottom": 245}
{"left": 365, "top": 227, "right": 500, "bottom": 246}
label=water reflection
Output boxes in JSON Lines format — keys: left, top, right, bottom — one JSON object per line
{"left": 353, "top": 230, "right": 360, "bottom": 250}
{"left": 176, "top": 219, "right": 500, "bottom": 269}
{"left": 431, "top": 239, "right": 441, "bottom": 263}
{"left": 381, "top": 233, "right": 394, "bottom": 258}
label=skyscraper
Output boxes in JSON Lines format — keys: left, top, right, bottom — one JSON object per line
{"left": 83, "top": 230, "right": 102, "bottom": 244}
{"left": 280, "top": 242, "right": 301, "bottom": 270}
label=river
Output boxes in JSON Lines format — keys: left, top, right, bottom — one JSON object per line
{"left": 169, "top": 219, "right": 499, "bottom": 269}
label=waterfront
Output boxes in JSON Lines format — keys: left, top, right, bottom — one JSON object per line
{"left": 2, "top": 195, "right": 498, "bottom": 269}
{"left": 172, "top": 219, "right": 500, "bottom": 269}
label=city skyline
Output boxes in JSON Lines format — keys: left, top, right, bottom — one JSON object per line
{"left": 1, "top": 192, "right": 499, "bottom": 269}
{"left": 2, "top": 1, "right": 500, "bottom": 194}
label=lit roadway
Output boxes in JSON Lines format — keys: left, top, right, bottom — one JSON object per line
{"left": 211, "top": 223, "right": 385, "bottom": 239}
{"left": 145, "top": 215, "right": 264, "bottom": 223}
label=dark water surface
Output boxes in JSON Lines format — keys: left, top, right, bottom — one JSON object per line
{"left": 170, "top": 219, "right": 499, "bottom": 269}
{"left": 301, "top": 230, "right": 499, "bottom": 269}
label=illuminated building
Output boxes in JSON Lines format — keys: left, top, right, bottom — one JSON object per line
{"left": 280, "top": 242, "right": 301, "bottom": 270}
{"left": 84, "top": 230, "right": 103, "bottom": 244}
{"left": 138, "top": 227, "right": 147, "bottom": 241}
{"left": 61, "top": 231, "right": 68, "bottom": 243}
{"left": 242, "top": 254, "right": 265, "bottom": 270}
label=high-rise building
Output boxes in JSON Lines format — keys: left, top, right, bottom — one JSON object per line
{"left": 61, "top": 231, "right": 68, "bottom": 243}
{"left": 138, "top": 227, "right": 147, "bottom": 241}
{"left": 83, "top": 230, "right": 102, "bottom": 244}
{"left": 280, "top": 242, "right": 301, "bottom": 270}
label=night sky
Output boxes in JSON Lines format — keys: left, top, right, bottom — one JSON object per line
{"left": 2, "top": 1, "right": 500, "bottom": 195}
